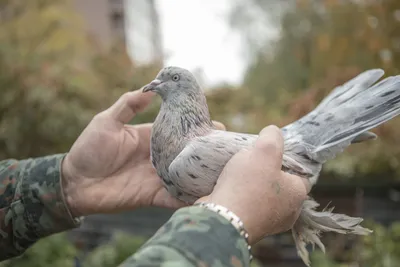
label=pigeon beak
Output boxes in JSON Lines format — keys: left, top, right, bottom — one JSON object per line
{"left": 142, "top": 79, "right": 162, "bottom": 93}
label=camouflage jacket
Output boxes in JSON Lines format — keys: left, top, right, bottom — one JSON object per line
{"left": 0, "top": 154, "right": 251, "bottom": 267}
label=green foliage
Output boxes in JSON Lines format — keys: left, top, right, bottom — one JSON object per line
{"left": 0, "top": 231, "right": 263, "bottom": 267}
{"left": 0, "top": 0, "right": 160, "bottom": 160}
{"left": 310, "top": 251, "right": 346, "bottom": 267}
{"left": 83, "top": 233, "right": 146, "bottom": 267}
{"left": 361, "top": 221, "right": 400, "bottom": 267}
{"left": 1, "top": 222, "right": 399, "bottom": 267}
{"left": 227, "top": 0, "right": 400, "bottom": 179}
{"left": 0, "top": 233, "right": 77, "bottom": 267}
{"left": 0, "top": 232, "right": 147, "bottom": 267}
{"left": 308, "top": 221, "right": 400, "bottom": 267}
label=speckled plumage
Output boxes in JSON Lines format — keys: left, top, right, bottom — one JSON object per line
{"left": 144, "top": 66, "right": 400, "bottom": 266}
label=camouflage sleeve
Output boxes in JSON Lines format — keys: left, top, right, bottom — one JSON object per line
{"left": 119, "top": 206, "right": 251, "bottom": 267}
{"left": 0, "top": 154, "right": 81, "bottom": 261}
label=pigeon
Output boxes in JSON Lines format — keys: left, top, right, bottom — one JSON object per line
{"left": 141, "top": 66, "right": 400, "bottom": 266}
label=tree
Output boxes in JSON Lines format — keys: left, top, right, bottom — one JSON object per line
{"left": 227, "top": 0, "right": 400, "bottom": 178}
{"left": 0, "top": 0, "right": 160, "bottom": 160}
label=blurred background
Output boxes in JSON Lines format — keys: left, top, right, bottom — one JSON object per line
{"left": 0, "top": 0, "right": 400, "bottom": 266}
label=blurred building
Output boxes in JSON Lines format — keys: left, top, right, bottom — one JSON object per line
{"left": 72, "top": 0, "right": 164, "bottom": 65}
{"left": 125, "top": 0, "right": 164, "bottom": 65}
{"left": 72, "top": 0, "right": 126, "bottom": 48}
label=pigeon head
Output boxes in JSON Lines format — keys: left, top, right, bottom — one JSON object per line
{"left": 142, "top": 66, "right": 201, "bottom": 100}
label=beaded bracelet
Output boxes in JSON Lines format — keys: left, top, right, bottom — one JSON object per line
{"left": 195, "top": 202, "right": 253, "bottom": 261}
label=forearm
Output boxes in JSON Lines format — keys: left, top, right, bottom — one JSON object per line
{"left": 119, "top": 206, "right": 251, "bottom": 267}
{"left": 0, "top": 154, "right": 81, "bottom": 261}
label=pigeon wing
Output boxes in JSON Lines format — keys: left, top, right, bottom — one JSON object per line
{"left": 168, "top": 130, "right": 256, "bottom": 200}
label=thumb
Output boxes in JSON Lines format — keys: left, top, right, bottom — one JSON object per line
{"left": 253, "top": 125, "right": 284, "bottom": 168}
{"left": 212, "top": 121, "right": 226, "bottom": 131}
{"left": 105, "top": 88, "right": 155, "bottom": 124}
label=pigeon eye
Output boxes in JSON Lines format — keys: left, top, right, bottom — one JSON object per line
{"left": 172, "top": 74, "right": 180, "bottom": 82}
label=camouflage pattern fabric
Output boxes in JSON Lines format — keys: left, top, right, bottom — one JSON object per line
{"left": 0, "top": 154, "right": 81, "bottom": 261}
{"left": 119, "top": 206, "right": 251, "bottom": 267}
{"left": 0, "top": 155, "right": 251, "bottom": 267}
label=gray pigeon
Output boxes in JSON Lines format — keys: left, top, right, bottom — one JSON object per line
{"left": 142, "top": 66, "right": 400, "bottom": 266}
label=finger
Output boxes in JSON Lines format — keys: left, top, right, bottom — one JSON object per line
{"left": 106, "top": 88, "right": 155, "bottom": 124}
{"left": 300, "top": 177, "right": 312, "bottom": 194}
{"left": 283, "top": 172, "right": 312, "bottom": 195}
{"left": 152, "top": 188, "right": 188, "bottom": 209}
{"left": 212, "top": 120, "right": 226, "bottom": 131}
{"left": 129, "top": 123, "right": 153, "bottom": 155}
{"left": 253, "top": 125, "right": 284, "bottom": 166}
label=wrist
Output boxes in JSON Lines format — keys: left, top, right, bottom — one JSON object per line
{"left": 60, "top": 154, "right": 84, "bottom": 218}
{"left": 194, "top": 201, "right": 253, "bottom": 262}
{"left": 195, "top": 197, "right": 261, "bottom": 245}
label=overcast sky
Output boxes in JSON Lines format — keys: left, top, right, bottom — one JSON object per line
{"left": 155, "top": 0, "right": 246, "bottom": 87}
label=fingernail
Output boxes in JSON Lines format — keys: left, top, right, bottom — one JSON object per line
{"left": 259, "top": 125, "right": 279, "bottom": 136}
{"left": 212, "top": 121, "right": 226, "bottom": 131}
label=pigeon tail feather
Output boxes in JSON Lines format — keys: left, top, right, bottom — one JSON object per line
{"left": 314, "top": 72, "right": 400, "bottom": 160}
{"left": 292, "top": 199, "right": 372, "bottom": 266}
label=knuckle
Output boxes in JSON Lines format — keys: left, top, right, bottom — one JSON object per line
{"left": 258, "top": 138, "right": 279, "bottom": 152}
{"left": 261, "top": 142, "right": 282, "bottom": 160}
{"left": 286, "top": 175, "right": 309, "bottom": 202}
{"left": 120, "top": 92, "right": 132, "bottom": 102}
{"left": 296, "top": 180, "right": 309, "bottom": 201}
{"left": 131, "top": 99, "right": 143, "bottom": 113}
{"left": 293, "top": 190, "right": 307, "bottom": 206}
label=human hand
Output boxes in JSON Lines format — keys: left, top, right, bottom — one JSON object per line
{"left": 195, "top": 125, "right": 310, "bottom": 244}
{"left": 61, "top": 88, "right": 225, "bottom": 217}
